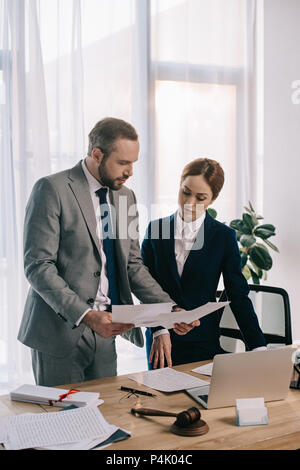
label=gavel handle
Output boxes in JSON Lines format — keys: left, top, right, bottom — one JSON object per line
{"left": 131, "top": 407, "right": 178, "bottom": 418}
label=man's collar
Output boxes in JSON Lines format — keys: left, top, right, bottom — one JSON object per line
{"left": 81, "top": 158, "right": 105, "bottom": 193}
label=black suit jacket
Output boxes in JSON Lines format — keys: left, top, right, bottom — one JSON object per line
{"left": 141, "top": 211, "right": 266, "bottom": 362}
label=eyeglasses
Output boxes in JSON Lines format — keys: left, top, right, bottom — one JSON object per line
{"left": 118, "top": 386, "right": 157, "bottom": 405}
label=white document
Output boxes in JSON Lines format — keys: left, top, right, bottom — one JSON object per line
{"left": 112, "top": 303, "right": 173, "bottom": 326}
{"left": 10, "top": 384, "right": 100, "bottom": 408}
{"left": 0, "top": 406, "right": 117, "bottom": 450}
{"left": 192, "top": 362, "right": 213, "bottom": 376}
{"left": 112, "top": 301, "right": 230, "bottom": 329}
{"left": 128, "top": 367, "right": 209, "bottom": 393}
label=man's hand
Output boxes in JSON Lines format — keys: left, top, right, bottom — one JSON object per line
{"left": 149, "top": 334, "right": 172, "bottom": 369}
{"left": 82, "top": 310, "right": 134, "bottom": 338}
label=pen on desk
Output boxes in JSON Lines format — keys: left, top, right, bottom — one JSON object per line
{"left": 120, "top": 386, "right": 156, "bottom": 397}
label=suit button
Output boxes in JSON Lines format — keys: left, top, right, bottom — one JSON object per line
{"left": 87, "top": 298, "right": 94, "bottom": 305}
{"left": 94, "top": 271, "right": 101, "bottom": 277}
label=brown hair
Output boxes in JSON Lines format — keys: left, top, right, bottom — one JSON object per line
{"left": 180, "top": 158, "right": 224, "bottom": 200}
{"left": 88, "top": 117, "right": 138, "bottom": 157}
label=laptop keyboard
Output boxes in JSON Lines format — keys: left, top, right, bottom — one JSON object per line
{"left": 198, "top": 395, "right": 208, "bottom": 404}
{"left": 185, "top": 386, "right": 210, "bottom": 407}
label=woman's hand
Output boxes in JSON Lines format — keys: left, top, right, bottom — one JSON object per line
{"left": 171, "top": 307, "right": 200, "bottom": 335}
{"left": 149, "top": 334, "right": 172, "bottom": 369}
{"left": 173, "top": 320, "right": 200, "bottom": 335}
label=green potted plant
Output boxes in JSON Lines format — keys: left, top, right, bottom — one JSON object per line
{"left": 207, "top": 202, "right": 279, "bottom": 284}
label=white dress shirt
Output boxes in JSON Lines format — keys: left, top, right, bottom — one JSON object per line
{"left": 75, "top": 159, "right": 112, "bottom": 325}
{"left": 174, "top": 210, "right": 206, "bottom": 277}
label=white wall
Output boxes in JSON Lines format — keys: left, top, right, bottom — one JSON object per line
{"left": 264, "top": 0, "right": 300, "bottom": 342}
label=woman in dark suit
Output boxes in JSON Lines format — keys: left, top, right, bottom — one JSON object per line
{"left": 141, "top": 158, "right": 266, "bottom": 369}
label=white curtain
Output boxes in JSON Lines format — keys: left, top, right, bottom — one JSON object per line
{"left": 0, "top": 0, "right": 258, "bottom": 392}
{"left": 0, "top": 0, "right": 148, "bottom": 392}
{"left": 150, "top": 0, "right": 259, "bottom": 222}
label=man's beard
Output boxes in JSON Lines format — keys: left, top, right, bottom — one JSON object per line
{"left": 98, "top": 159, "right": 127, "bottom": 190}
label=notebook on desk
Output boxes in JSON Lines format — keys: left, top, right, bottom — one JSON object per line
{"left": 186, "top": 346, "right": 296, "bottom": 409}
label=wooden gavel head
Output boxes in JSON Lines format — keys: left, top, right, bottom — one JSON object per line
{"left": 131, "top": 406, "right": 209, "bottom": 437}
{"left": 174, "top": 407, "right": 201, "bottom": 427}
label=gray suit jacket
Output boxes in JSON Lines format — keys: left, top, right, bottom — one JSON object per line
{"left": 18, "top": 161, "right": 173, "bottom": 359}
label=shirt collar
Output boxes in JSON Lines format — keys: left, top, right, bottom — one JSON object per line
{"left": 81, "top": 158, "right": 105, "bottom": 194}
{"left": 175, "top": 209, "right": 206, "bottom": 238}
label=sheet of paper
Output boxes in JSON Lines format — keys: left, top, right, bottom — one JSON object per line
{"left": 112, "top": 303, "right": 173, "bottom": 325}
{"left": 112, "top": 302, "right": 230, "bottom": 329}
{"left": 0, "top": 406, "right": 117, "bottom": 450}
{"left": 128, "top": 367, "right": 209, "bottom": 392}
{"left": 192, "top": 362, "right": 213, "bottom": 376}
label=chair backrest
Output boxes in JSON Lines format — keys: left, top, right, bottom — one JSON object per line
{"left": 218, "top": 285, "right": 293, "bottom": 352}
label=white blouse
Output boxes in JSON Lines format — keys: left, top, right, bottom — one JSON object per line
{"left": 153, "top": 210, "right": 205, "bottom": 338}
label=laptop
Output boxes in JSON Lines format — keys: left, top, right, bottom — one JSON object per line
{"left": 186, "top": 347, "right": 296, "bottom": 409}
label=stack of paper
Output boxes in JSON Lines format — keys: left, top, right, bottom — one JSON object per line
{"left": 128, "top": 367, "right": 209, "bottom": 392}
{"left": 236, "top": 398, "right": 269, "bottom": 426}
{"left": 0, "top": 406, "right": 130, "bottom": 450}
{"left": 10, "top": 384, "right": 103, "bottom": 408}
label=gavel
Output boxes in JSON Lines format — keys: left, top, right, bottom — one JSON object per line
{"left": 131, "top": 406, "right": 209, "bottom": 436}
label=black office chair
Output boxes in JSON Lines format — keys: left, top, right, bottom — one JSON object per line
{"left": 218, "top": 284, "right": 293, "bottom": 351}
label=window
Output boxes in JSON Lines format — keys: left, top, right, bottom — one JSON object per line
{"left": 148, "top": 0, "right": 252, "bottom": 223}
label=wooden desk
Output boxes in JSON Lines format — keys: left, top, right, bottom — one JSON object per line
{"left": 1, "top": 361, "right": 300, "bottom": 450}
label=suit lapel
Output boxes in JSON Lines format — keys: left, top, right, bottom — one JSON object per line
{"left": 67, "top": 161, "right": 102, "bottom": 258}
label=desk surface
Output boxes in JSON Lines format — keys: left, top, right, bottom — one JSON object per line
{"left": 1, "top": 361, "right": 300, "bottom": 450}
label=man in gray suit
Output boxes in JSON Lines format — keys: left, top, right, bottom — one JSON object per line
{"left": 18, "top": 117, "right": 197, "bottom": 386}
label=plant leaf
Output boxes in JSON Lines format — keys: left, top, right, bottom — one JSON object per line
{"left": 258, "top": 224, "right": 276, "bottom": 232}
{"left": 250, "top": 261, "right": 263, "bottom": 278}
{"left": 249, "top": 245, "right": 273, "bottom": 270}
{"left": 240, "top": 252, "right": 248, "bottom": 268}
{"left": 249, "top": 267, "right": 260, "bottom": 285}
{"left": 244, "top": 207, "right": 253, "bottom": 214}
{"left": 240, "top": 234, "right": 256, "bottom": 247}
{"left": 236, "top": 230, "right": 243, "bottom": 241}
{"left": 264, "top": 239, "right": 279, "bottom": 253}
{"left": 254, "top": 227, "right": 276, "bottom": 240}
{"left": 242, "top": 265, "right": 251, "bottom": 281}
{"left": 255, "top": 242, "right": 270, "bottom": 253}
{"left": 249, "top": 201, "right": 255, "bottom": 212}
{"left": 230, "top": 219, "right": 243, "bottom": 231}
{"left": 243, "top": 213, "right": 256, "bottom": 231}
{"left": 207, "top": 208, "right": 217, "bottom": 219}
{"left": 230, "top": 218, "right": 253, "bottom": 235}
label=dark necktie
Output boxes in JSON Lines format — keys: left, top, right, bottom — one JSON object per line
{"left": 96, "top": 187, "right": 120, "bottom": 306}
